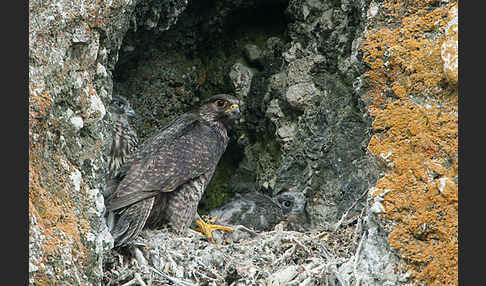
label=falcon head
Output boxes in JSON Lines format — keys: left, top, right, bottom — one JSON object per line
{"left": 276, "top": 191, "right": 310, "bottom": 231}
{"left": 109, "top": 95, "right": 136, "bottom": 118}
{"left": 199, "top": 94, "right": 240, "bottom": 127}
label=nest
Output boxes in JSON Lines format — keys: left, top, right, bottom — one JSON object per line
{"left": 103, "top": 210, "right": 366, "bottom": 286}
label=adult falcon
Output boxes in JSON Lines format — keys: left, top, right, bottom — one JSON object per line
{"left": 106, "top": 94, "right": 240, "bottom": 247}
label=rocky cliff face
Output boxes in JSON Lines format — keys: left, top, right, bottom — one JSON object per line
{"left": 29, "top": 0, "right": 458, "bottom": 285}
{"left": 29, "top": 0, "right": 188, "bottom": 284}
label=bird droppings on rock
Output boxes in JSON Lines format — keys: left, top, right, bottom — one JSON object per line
{"left": 70, "top": 115, "right": 84, "bottom": 132}
{"left": 86, "top": 90, "right": 107, "bottom": 123}
{"left": 69, "top": 168, "right": 82, "bottom": 193}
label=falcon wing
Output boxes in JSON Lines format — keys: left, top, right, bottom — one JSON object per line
{"left": 106, "top": 112, "right": 226, "bottom": 211}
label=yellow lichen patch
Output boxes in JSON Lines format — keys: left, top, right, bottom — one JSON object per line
{"left": 369, "top": 100, "right": 458, "bottom": 285}
{"left": 29, "top": 141, "right": 90, "bottom": 256}
{"left": 361, "top": 1, "right": 458, "bottom": 285}
{"left": 29, "top": 92, "right": 93, "bottom": 283}
{"left": 361, "top": 3, "right": 450, "bottom": 114}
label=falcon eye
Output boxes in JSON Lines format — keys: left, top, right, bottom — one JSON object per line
{"left": 282, "top": 200, "right": 292, "bottom": 208}
{"left": 215, "top": 99, "right": 227, "bottom": 108}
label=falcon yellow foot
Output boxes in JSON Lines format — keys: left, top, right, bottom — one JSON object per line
{"left": 195, "top": 216, "right": 233, "bottom": 243}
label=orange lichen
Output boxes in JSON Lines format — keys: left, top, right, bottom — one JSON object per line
{"left": 29, "top": 0, "right": 131, "bottom": 283}
{"left": 361, "top": 1, "right": 457, "bottom": 285}
{"left": 29, "top": 88, "right": 92, "bottom": 284}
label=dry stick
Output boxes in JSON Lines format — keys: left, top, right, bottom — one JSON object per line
{"left": 353, "top": 232, "right": 366, "bottom": 268}
{"left": 194, "top": 257, "right": 224, "bottom": 281}
{"left": 134, "top": 273, "right": 148, "bottom": 286}
{"left": 234, "top": 224, "right": 259, "bottom": 236}
{"left": 194, "top": 270, "right": 218, "bottom": 283}
{"left": 273, "top": 244, "right": 296, "bottom": 266}
{"left": 334, "top": 189, "right": 368, "bottom": 231}
{"left": 353, "top": 207, "right": 366, "bottom": 245}
{"left": 151, "top": 267, "right": 196, "bottom": 286}
{"left": 190, "top": 270, "right": 200, "bottom": 284}
{"left": 120, "top": 273, "right": 144, "bottom": 286}
{"left": 351, "top": 231, "right": 367, "bottom": 286}
{"left": 292, "top": 237, "right": 310, "bottom": 254}
{"left": 119, "top": 278, "right": 137, "bottom": 286}
{"left": 131, "top": 246, "right": 148, "bottom": 267}
{"left": 109, "top": 268, "right": 132, "bottom": 286}
{"left": 146, "top": 273, "right": 153, "bottom": 286}
{"left": 330, "top": 264, "right": 347, "bottom": 286}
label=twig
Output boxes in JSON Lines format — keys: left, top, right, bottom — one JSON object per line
{"left": 109, "top": 269, "right": 132, "bottom": 286}
{"left": 272, "top": 244, "right": 296, "bottom": 266}
{"left": 119, "top": 279, "right": 136, "bottom": 286}
{"left": 334, "top": 189, "right": 368, "bottom": 231}
{"left": 151, "top": 267, "right": 196, "bottom": 286}
{"left": 352, "top": 231, "right": 367, "bottom": 285}
{"left": 291, "top": 237, "right": 310, "bottom": 254}
{"left": 120, "top": 276, "right": 139, "bottom": 286}
{"left": 193, "top": 269, "right": 218, "bottom": 283}
{"left": 234, "top": 224, "right": 259, "bottom": 236}
{"left": 130, "top": 246, "right": 148, "bottom": 267}
{"left": 134, "top": 273, "right": 148, "bottom": 286}
{"left": 329, "top": 264, "right": 347, "bottom": 286}
{"left": 146, "top": 273, "right": 153, "bottom": 286}
{"left": 353, "top": 207, "right": 366, "bottom": 244}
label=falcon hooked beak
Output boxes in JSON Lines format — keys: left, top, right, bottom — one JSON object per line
{"left": 223, "top": 103, "right": 240, "bottom": 120}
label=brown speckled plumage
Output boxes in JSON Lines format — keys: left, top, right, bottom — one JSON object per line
{"left": 105, "top": 96, "right": 138, "bottom": 199}
{"left": 106, "top": 94, "right": 240, "bottom": 247}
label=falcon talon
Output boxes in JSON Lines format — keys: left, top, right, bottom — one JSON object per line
{"left": 195, "top": 218, "right": 234, "bottom": 243}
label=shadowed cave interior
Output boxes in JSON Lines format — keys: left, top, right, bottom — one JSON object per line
{"left": 112, "top": 0, "right": 291, "bottom": 215}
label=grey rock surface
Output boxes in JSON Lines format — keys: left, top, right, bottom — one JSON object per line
{"left": 243, "top": 44, "right": 263, "bottom": 68}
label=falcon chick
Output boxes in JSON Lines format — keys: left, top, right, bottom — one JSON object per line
{"left": 106, "top": 94, "right": 240, "bottom": 247}
{"left": 107, "top": 95, "right": 138, "bottom": 177}
{"left": 105, "top": 95, "right": 138, "bottom": 199}
{"left": 209, "top": 190, "right": 310, "bottom": 232}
